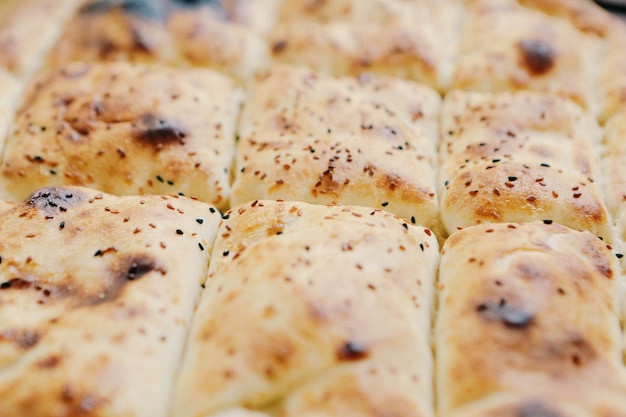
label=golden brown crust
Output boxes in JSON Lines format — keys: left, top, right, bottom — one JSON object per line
{"left": 517, "top": 0, "right": 621, "bottom": 37}
{"left": 269, "top": 0, "right": 463, "bottom": 92}
{"left": 0, "top": 185, "right": 221, "bottom": 417}
{"left": 452, "top": 0, "right": 598, "bottom": 112}
{"left": 231, "top": 65, "right": 441, "bottom": 231}
{"left": 436, "top": 222, "right": 625, "bottom": 415}
{"left": 168, "top": 6, "right": 270, "bottom": 83}
{"left": 0, "top": 62, "right": 243, "bottom": 209}
{"left": 0, "top": 0, "right": 83, "bottom": 78}
{"left": 439, "top": 90, "right": 612, "bottom": 241}
{"left": 47, "top": 0, "right": 271, "bottom": 83}
{"left": 172, "top": 200, "right": 438, "bottom": 417}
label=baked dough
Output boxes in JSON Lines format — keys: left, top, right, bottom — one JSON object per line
{"left": 269, "top": 0, "right": 463, "bottom": 92}
{"left": 231, "top": 65, "right": 442, "bottom": 232}
{"left": 47, "top": 0, "right": 273, "bottom": 83}
{"left": 0, "top": 67, "right": 20, "bottom": 151}
{"left": 436, "top": 222, "right": 625, "bottom": 415}
{"left": 0, "top": 0, "right": 83, "bottom": 79}
{"left": 451, "top": 0, "right": 598, "bottom": 113}
{"left": 172, "top": 200, "right": 438, "bottom": 417}
{"left": 439, "top": 90, "right": 612, "bottom": 241}
{"left": 0, "top": 185, "right": 221, "bottom": 417}
{"left": 0, "top": 61, "right": 244, "bottom": 209}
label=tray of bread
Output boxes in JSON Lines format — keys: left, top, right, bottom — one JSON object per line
{"left": 0, "top": 0, "right": 625, "bottom": 416}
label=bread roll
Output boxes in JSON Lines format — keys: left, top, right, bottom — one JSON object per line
{"left": 439, "top": 90, "right": 612, "bottom": 241}
{"left": 451, "top": 0, "right": 598, "bottom": 112}
{"left": 0, "top": 62, "right": 243, "bottom": 208}
{"left": 231, "top": 65, "right": 442, "bottom": 232}
{"left": 172, "top": 200, "right": 438, "bottom": 417}
{"left": 269, "top": 0, "right": 463, "bottom": 92}
{"left": 47, "top": 0, "right": 273, "bottom": 83}
{"left": 436, "top": 222, "right": 625, "bottom": 415}
{"left": 0, "top": 185, "right": 221, "bottom": 417}
{"left": 0, "top": 0, "right": 83, "bottom": 79}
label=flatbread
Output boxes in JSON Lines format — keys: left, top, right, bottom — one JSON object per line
{"left": 47, "top": 0, "right": 274, "bottom": 83}
{"left": 436, "top": 222, "right": 626, "bottom": 416}
{"left": 172, "top": 200, "right": 438, "bottom": 417}
{"left": 439, "top": 90, "right": 612, "bottom": 241}
{"left": 0, "top": 61, "right": 243, "bottom": 209}
{"left": 0, "top": 186, "right": 221, "bottom": 417}
{"left": 269, "top": 0, "right": 463, "bottom": 92}
{"left": 451, "top": 0, "right": 599, "bottom": 113}
{"left": 231, "top": 65, "right": 442, "bottom": 232}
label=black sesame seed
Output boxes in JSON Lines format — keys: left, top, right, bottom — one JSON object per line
{"left": 410, "top": 216, "right": 416, "bottom": 224}
{"left": 381, "top": 201, "right": 389, "bottom": 207}
{"left": 617, "top": 253, "right": 624, "bottom": 259}
{"left": 50, "top": 169, "right": 57, "bottom": 175}
{"left": 508, "top": 176, "right": 518, "bottom": 181}
{"left": 492, "top": 159, "right": 501, "bottom": 163}
{"left": 94, "top": 249, "right": 102, "bottom": 256}
{"left": 156, "top": 175, "right": 164, "bottom": 183}
{"left": 541, "top": 163, "right": 550, "bottom": 167}
{"left": 167, "top": 180, "right": 174, "bottom": 185}
{"left": 209, "top": 207, "right": 216, "bottom": 213}
{"left": 223, "top": 251, "right": 229, "bottom": 256}
{"left": 199, "top": 243, "right": 205, "bottom": 251}
{"left": 543, "top": 220, "right": 553, "bottom": 224}
{"left": 1, "top": 281, "right": 10, "bottom": 289}
{"left": 176, "top": 229, "right": 184, "bottom": 235}
{"left": 444, "top": 180, "right": 449, "bottom": 186}
{"left": 222, "top": 214, "right": 230, "bottom": 220}
{"left": 195, "top": 218, "right": 204, "bottom": 224}
{"left": 419, "top": 243, "right": 424, "bottom": 251}
{"left": 59, "top": 221, "right": 65, "bottom": 229}
{"left": 402, "top": 223, "right": 408, "bottom": 230}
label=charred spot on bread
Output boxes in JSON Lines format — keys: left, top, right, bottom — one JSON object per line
{"left": 91, "top": 255, "right": 158, "bottom": 305}
{"left": 134, "top": 114, "right": 187, "bottom": 150}
{"left": 337, "top": 341, "right": 369, "bottom": 361}
{"left": 0, "top": 328, "right": 41, "bottom": 350}
{"left": 517, "top": 39, "right": 556, "bottom": 75}
{"left": 171, "top": 0, "right": 221, "bottom": 7}
{"left": 476, "top": 299, "right": 533, "bottom": 329}
{"left": 517, "top": 401, "right": 563, "bottom": 417}
{"left": 27, "top": 187, "right": 85, "bottom": 214}
{"left": 80, "top": 0, "right": 164, "bottom": 20}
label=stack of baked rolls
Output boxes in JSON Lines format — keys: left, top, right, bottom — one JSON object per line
{"left": 0, "top": 0, "right": 625, "bottom": 416}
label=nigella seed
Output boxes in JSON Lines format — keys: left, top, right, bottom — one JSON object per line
{"left": 196, "top": 218, "right": 204, "bottom": 224}
{"left": 223, "top": 251, "right": 229, "bottom": 256}
{"left": 59, "top": 221, "right": 65, "bottom": 229}
{"left": 617, "top": 253, "right": 624, "bottom": 259}
{"left": 222, "top": 214, "right": 230, "bottom": 220}
{"left": 543, "top": 220, "right": 553, "bottom": 224}
{"left": 410, "top": 216, "right": 416, "bottom": 224}
{"left": 381, "top": 201, "right": 389, "bottom": 207}
{"left": 209, "top": 207, "right": 216, "bottom": 213}
{"left": 176, "top": 229, "right": 184, "bottom": 235}
{"left": 199, "top": 243, "right": 205, "bottom": 251}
